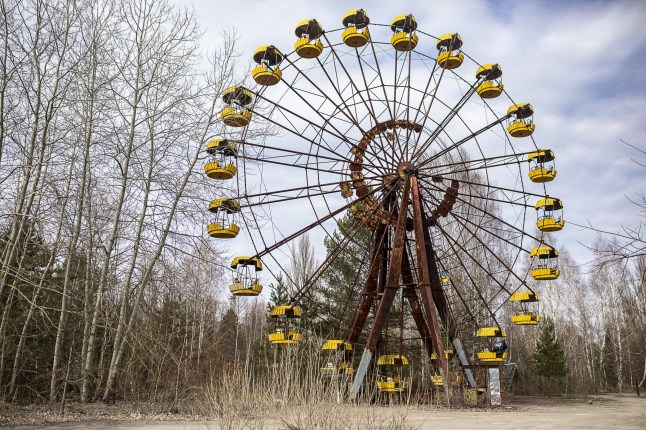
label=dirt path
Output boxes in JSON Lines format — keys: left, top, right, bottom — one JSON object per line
{"left": 4, "top": 394, "right": 645, "bottom": 429}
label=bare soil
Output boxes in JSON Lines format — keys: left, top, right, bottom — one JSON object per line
{"left": 2, "top": 393, "right": 644, "bottom": 429}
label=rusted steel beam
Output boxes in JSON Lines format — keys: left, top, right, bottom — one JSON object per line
{"left": 345, "top": 221, "right": 388, "bottom": 344}
{"left": 401, "top": 247, "right": 436, "bottom": 360}
{"left": 365, "top": 179, "right": 410, "bottom": 352}
{"left": 410, "top": 177, "right": 449, "bottom": 377}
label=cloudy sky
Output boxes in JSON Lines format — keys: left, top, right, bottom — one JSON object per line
{"left": 180, "top": 0, "right": 646, "bottom": 277}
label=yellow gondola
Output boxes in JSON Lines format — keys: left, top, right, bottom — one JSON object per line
{"left": 507, "top": 103, "right": 535, "bottom": 138}
{"left": 294, "top": 19, "right": 324, "bottom": 58}
{"left": 530, "top": 246, "right": 560, "bottom": 280}
{"left": 321, "top": 340, "right": 353, "bottom": 378}
{"left": 528, "top": 149, "right": 557, "bottom": 182}
{"left": 390, "top": 14, "right": 418, "bottom": 51}
{"left": 342, "top": 9, "right": 370, "bottom": 48}
{"left": 268, "top": 305, "right": 302, "bottom": 345}
{"left": 441, "top": 271, "right": 450, "bottom": 284}
{"left": 207, "top": 198, "right": 241, "bottom": 239}
{"left": 477, "top": 351, "right": 508, "bottom": 362}
{"left": 535, "top": 197, "right": 565, "bottom": 232}
{"left": 221, "top": 86, "right": 253, "bottom": 127}
{"left": 475, "top": 63, "right": 503, "bottom": 98}
{"left": 204, "top": 139, "right": 238, "bottom": 180}
{"left": 436, "top": 33, "right": 464, "bottom": 69}
{"left": 510, "top": 291, "right": 542, "bottom": 325}
{"left": 228, "top": 256, "right": 263, "bottom": 296}
{"left": 430, "top": 374, "right": 443, "bottom": 387}
{"left": 252, "top": 45, "right": 283, "bottom": 86}
{"left": 376, "top": 354, "right": 410, "bottom": 392}
{"left": 476, "top": 326, "right": 508, "bottom": 363}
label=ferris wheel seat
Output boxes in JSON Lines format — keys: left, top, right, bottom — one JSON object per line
{"left": 204, "top": 162, "right": 237, "bottom": 179}
{"left": 528, "top": 167, "right": 557, "bottom": 182}
{"left": 268, "top": 330, "right": 302, "bottom": 344}
{"left": 391, "top": 32, "right": 418, "bottom": 51}
{"left": 511, "top": 313, "right": 542, "bottom": 325}
{"left": 252, "top": 64, "right": 282, "bottom": 86}
{"left": 531, "top": 267, "right": 560, "bottom": 280}
{"left": 294, "top": 38, "right": 323, "bottom": 58}
{"left": 320, "top": 365, "right": 353, "bottom": 378}
{"left": 508, "top": 121, "right": 535, "bottom": 137}
{"left": 537, "top": 218, "right": 565, "bottom": 232}
{"left": 322, "top": 339, "right": 352, "bottom": 351}
{"left": 436, "top": 51, "right": 464, "bottom": 69}
{"left": 342, "top": 27, "right": 370, "bottom": 47}
{"left": 229, "top": 282, "right": 263, "bottom": 296}
{"left": 221, "top": 108, "right": 252, "bottom": 127}
{"left": 207, "top": 223, "right": 240, "bottom": 238}
{"left": 476, "top": 81, "right": 504, "bottom": 98}
{"left": 477, "top": 351, "right": 508, "bottom": 362}
{"left": 430, "top": 349, "right": 453, "bottom": 360}
{"left": 430, "top": 375, "right": 443, "bottom": 387}
{"left": 376, "top": 380, "right": 408, "bottom": 392}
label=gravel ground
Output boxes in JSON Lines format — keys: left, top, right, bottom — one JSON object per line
{"left": 2, "top": 393, "right": 645, "bottom": 429}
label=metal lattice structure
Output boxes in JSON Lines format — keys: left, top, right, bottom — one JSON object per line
{"left": 204, "top": 10, "right": 563, "bottom": 398}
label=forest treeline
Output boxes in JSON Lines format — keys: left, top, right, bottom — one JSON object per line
{"left": 0, "top": 0, "right": 644, "bottom": 407}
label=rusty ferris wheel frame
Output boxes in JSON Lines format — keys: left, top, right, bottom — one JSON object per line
{"left": 215, "top": 11, "right": 558, "bottom": 399}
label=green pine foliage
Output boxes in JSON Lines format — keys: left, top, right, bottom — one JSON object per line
{"left": 534, "top": 318, "right": 568, "bottom": 396}
{"left": 310, "top": 212, "right": 372, "bottom": 339}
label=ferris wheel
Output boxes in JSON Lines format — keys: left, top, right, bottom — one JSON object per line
{"left": 204, "top": 9, "right": 563, "bottom": 397}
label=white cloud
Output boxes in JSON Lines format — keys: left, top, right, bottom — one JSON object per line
{"left": 183, "top": 0, "right": 646, "bottom": 279}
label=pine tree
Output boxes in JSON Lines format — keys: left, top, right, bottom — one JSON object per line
{"left": 311, "top": 211, "right": 372, "bottom": 339}
{"left": 534, "top": 318, "right": 568, "bottom": 396}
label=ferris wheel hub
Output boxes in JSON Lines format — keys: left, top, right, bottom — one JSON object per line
{"left": 397, "top": 161, "right": 417, "bottom": 179}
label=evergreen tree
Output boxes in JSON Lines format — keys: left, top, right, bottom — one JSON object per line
{"left": 311, "top": 211, "right": 372, "bottom": 339}
{"left": 534, "top": 318, "right": 568, "bottom": 396}
{"left": 217, "top": 307, "right": 239, "bottom": 363}
{"left": 268, "top": 272, "right": 290, "bottom": 310}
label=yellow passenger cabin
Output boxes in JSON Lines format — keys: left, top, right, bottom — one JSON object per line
{"left": 436, "top": 33, "right": 464, "bottom": 69}
{"left": 507, "top": 103, "right": 535, "bottom": 138}
{"left": 268, "top": 305, "right": 302, "bottom": 345}
{"left": 530, "top": 246, "right": 560, "bottom": 280}
{"left": 528, "top": 149, "right": 557, "bottom": 183}
{"left": 510, "top": 291, "right": 541, "bottom": 325}
{"left": 294, "top": 19, "right": 324, "bottom": 58}
{"left": 342, "top": 9, "right": 370, "bottom": 48}
{"left": 221, "top": 86, "right": 253, "bottom": 127}
{"left": 475, "top": 63, "right": 503, "bottom": 98}
{"left": 207, "top": 198, "right": 241, "bottom": 239}
{"left": 376, "top": 354, "right": 410, "bottom": 392}
{"left": 477, "top": 351, "right": 508, "bottom": 362}
{"left": 390, "top": 14, "right": 418, "bottom": 51}
{"left": 430, "top": 374, "right": 443, "bottom": 387}
{"left": 321, "top": 340, "right": 353, "bottom": 378}
{"left": 535, "top": 197, "right": 565, "bottom": 232}
{"left": 228, "top": 256, "right": 263, "bottom": 296}
{"left": 476, "top": 325, "right": 508, "bottom": 363}
{"left": 252, "top": 45, "right": 284, "bottom": 86}
{"left": 441, "top": 271, "right": 450, "bottom": 284}
{"left": 204, "top": 139, "right": 238, "bottom": 180}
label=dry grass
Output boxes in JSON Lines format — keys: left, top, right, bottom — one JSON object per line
{"left": 199, "top": 344, "right": 423, "bottom": 429}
